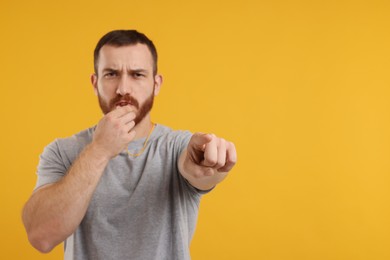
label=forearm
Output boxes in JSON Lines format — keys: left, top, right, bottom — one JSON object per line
{"left": 22, "top": 143, "right": 110, "bottom": 253}
{"left": 178, "top": 150, "right": 228, "bottom": 191}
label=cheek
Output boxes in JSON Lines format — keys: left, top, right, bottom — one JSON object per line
{"left": 137, "top": 82, "right": 154, "bottom": 97}
{"left": 98, "top": 82, "right": 116, "bottom": 97}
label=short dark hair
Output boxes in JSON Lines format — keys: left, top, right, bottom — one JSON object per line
{"left": 94, "top": 30, "right": 158, "bottom": 75}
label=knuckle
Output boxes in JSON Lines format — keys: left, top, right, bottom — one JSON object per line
{"left": 106, "top": 115, "right": 115, "bottom": 123}
{"left": 227, "top": 162, "right": 234, "bottom": 168}
{"left": 216, "top": 161, "right": 224, "bottom": 168}
{"left": 226, "top": 155, "right": 236, "bottom": 163}
{"left": 113, "top": 121, "right": 121, "bottom": 129}
{"left": 207, "top": 158, "right": 217, "bottom": 166}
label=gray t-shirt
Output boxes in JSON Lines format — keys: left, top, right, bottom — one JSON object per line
{"left": 35, "top": 124, "right": 207, "bottom": 260}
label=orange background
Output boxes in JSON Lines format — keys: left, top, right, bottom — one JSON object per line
{"left": 1, "top": 0, "right": 390, "bottom": 259}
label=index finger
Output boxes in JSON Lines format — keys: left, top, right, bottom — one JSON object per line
{"left": 189, "top": 133, "right": 213, "bottom": 150}
{"left": 202, "top": 135, "right": 218, "bottom": 167}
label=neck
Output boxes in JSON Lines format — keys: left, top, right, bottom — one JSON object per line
{"left": 133, "top": 114, "right": 154, "bottom": 140}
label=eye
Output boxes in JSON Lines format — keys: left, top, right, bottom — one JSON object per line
{"left": 133, "top": 72, "right": 145, "bottom": 78}
{"left": 104, "top": 71, "right": 117, "bottom": 78}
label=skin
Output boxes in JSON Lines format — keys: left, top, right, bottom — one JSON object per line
{"left": 22, "top": 43, "right": 237, "bottom": 253}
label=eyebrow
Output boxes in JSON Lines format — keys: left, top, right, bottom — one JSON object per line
{"left": 102, "top": 67, "right": 149, "bottom": 74}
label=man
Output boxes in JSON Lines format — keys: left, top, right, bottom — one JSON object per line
{"left": 22, "top": 30, "right": 237, "bottom": 260}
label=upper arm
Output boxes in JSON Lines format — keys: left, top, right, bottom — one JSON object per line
{"left": 34, "top": 140, "right": 69, "bottom": 191}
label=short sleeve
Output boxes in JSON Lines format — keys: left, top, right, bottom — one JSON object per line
{"left": 34, "top": 140, "right": 68, "bottom": 190}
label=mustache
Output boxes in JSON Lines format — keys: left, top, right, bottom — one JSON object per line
{"left": 110, "top": 94, "right": 139, "bottom": 109}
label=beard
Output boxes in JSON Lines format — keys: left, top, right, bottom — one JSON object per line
{"left": 98, "top": 88, "right": 155, "bottom": 125}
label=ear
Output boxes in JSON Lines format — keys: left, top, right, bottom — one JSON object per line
{"left": 91, "top": 74, "right": 98, "bottom": 96}
{"left": 154, "top": 74, "right": 163, "bottom": 96}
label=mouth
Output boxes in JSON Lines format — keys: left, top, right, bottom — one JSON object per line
{"left": 116, "top": 100, "right": 132, "bottom": 107}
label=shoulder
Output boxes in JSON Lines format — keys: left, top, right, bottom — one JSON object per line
{"left": 152, "top": 124, "right": 192, "bottom": 147}
{"left": 42, "top": 127, "right": 94, "bottom": 163}
{"left": 55, "top": 127, "right": 94, "bottom": 151}
{"left": 153, "top": 124, "right": 192, "bottom": 140}
{"left": 36, "top": 127, "right": 94, "bottom": 190}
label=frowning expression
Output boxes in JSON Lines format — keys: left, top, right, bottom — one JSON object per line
{"left": 91, "top": 44, "right": 162, "bottom": 124}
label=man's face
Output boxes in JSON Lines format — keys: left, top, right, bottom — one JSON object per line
{"left": 92, "top": 44, "right": 162, "bottom": 125}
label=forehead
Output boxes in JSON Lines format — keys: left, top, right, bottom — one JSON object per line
{"left": 97, "top": 44, "right": 153, "bottom": 71}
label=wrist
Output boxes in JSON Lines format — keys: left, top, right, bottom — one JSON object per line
{"left": 87, "top": 142, "right": 112, "bottom": 163}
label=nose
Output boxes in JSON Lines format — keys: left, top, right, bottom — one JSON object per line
{"left": 116, "top": 74, "right": 133, "bottom": 96}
